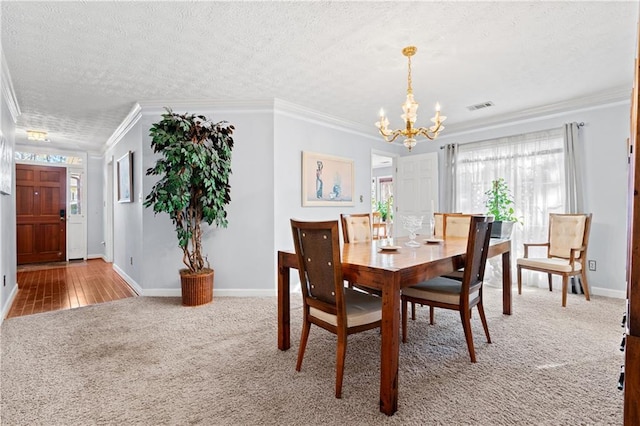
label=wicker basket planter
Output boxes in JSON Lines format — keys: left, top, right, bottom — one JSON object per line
{"left": 180, "top": 268, "right": 214, "bottom": 306}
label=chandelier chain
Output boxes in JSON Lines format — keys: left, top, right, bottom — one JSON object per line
{"left": 407, "top": 55, "right": 412, "bottom": 94}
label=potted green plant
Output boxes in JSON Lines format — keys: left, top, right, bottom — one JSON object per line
{"left": 376, "top": 196, "right": 394, "bottom": 222}
{"left": 144, "top": 108, "right": 234, "bottom": 306}
{"left": 484, "top": 178, "right": 519, "bottom": 238}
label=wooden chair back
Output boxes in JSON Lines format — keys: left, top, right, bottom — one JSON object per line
{"left": 340, "top": 213, "right": 372, "bottom": 243}
{"left": 434, "top": 213, "right": 445, "bottom": 238}
{"left": 290, "top": 219, "right": 345, "bottom": 317}
{"left": 461, "top": 216, "right": 494, "bottom": 295}
{"left": 372, "top": 211, "right": 386, "bottom": 239}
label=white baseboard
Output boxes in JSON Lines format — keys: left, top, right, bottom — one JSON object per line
{"left": 214, "top": 289, "right": 276, "bottom": 297}
{"left": 143, "top": 288, "right": 181, "bottom": 297}
{"left": 112, "top": 264, "right": 142, "bottom": 295}
{"left": 87, "top": 253, "right": 106, "bottom": 260}
{"left": 140, "top": 288, "right": 276, "bottom": 297}
{"left": 531, "top": 282, "right": 626, "bottom": 299}
{"left": 590, "top": 286, "right": 626, "bottom": 299}
{"left": 1, "top": 282, "right": 19, "bottom": 325}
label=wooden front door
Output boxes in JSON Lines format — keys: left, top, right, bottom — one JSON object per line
{"left": 16, "top": 164, "right": 67, "bottom": 264}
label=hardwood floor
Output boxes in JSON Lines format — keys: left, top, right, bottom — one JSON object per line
{"left": 6, "top": 259, "right": 137, "bottom": 319}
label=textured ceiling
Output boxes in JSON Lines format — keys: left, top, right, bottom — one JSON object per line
{"left": 1, "top": 1, "right": 638, "bottom": 153}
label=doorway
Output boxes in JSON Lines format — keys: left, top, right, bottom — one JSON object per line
{"left": 371, "top": 151, "right": 395, "bottom": 237}
{"left": 16, "top": 164, "right": 67, "bottom": 264}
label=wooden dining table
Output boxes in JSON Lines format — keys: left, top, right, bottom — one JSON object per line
{"left": 277, "top": 236, "right": 512, "bottom": 416}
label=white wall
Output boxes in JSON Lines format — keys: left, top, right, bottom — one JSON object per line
{"left": 105, "top": 120, "right": 143, "bottom": 291}
{"left": 412, "top": 101, "right": 630, "bottom": 298}
{"left": 0, "top": 85, "right": 17, "bottom": 319}
{"left": 111, "top": 101, "right": 400, "bottom": 296}
{"left": 139, "top": 106, "right": 276, "bottom": 295}
{"left": 273, "top": 110, "right": 398, "bottom": 255}
{"left": 106, "top": 98, "right": 629, "bottom": 300}
{"left": 87, "top": 155, "right": 104, "bottom": 258}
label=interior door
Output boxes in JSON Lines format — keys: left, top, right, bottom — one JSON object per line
{"left": 16, "top": 164, "right": 67, "bottom": 264}
{"left": 67, "top": 168, "right": 86, "bottom": 260}
{"left": 395, "top": 152, "right": 439, "bottom": 237}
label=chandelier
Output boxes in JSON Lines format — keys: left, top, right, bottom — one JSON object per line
{"left": 375, "top": 46, "right": 446, "bottom": 151}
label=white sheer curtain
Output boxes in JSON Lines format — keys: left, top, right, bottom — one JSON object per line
{"left": 441, "top": 143, "right": 458, "bottom": 212}
{"left": 455, "top": 127, "right": 565, "bottom": 286}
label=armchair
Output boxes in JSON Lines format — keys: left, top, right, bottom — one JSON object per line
{"left": 516, "top": 213, "right": 592, "bottom": 307}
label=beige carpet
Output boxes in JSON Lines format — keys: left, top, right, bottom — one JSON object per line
{"left": 0, "top": 285, "right": 624, "bottom": 425}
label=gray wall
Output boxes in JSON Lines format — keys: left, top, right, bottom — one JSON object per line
{"left": 105, "top": 120, "right": 143, "bottom": 290}
{"left": 0, "top": 87, "right": 17, "bottom": 318}
{"left": 140, "top": 106, "right": 276, "bottom": 295}
{"left": 273, "top": 111, "right": 398, "bottom": 254}
{"left": 87, "top": 155, "right": 104, "bottom": 258}
{"left": 111, "top": 102, "right": 399, "bottom": 296}
{"left": 412, "top": 101, "right": 629, "bottom": 298}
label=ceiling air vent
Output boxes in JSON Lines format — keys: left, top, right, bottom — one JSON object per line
{"left": 467, "top": 101, "right": 494, "bottom": 111}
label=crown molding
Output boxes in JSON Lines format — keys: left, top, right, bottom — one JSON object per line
{"left": 273, "top": 98, "right": 379, "bottom": 141}
{"left": 103, "top": 103, "right": 142, "bottom": 154}
{"left": 445, "top": 87, "right": 630, "bottom": 137}
{"left": 1, "top": 53, "right": 21, "bottom": 123}
{"left": 136, "top": 97, "right": 381, "bottom": 141}
{"left": 137, "top": 99, "right": 275, "bottom": 115}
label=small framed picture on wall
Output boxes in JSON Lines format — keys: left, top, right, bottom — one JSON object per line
{"left": 117, "top": 151, "right": 133, "bottom": 203}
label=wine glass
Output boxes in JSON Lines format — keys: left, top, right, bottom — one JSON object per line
{"left": 402, "top": 215, "right": 423, "bottom": 247}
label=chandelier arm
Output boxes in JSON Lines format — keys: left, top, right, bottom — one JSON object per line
{"left": 378, "top": 129, "right": 404, "bottom": 143}
{"left": 415, "top": 127, "right": 438, "bottom": 140}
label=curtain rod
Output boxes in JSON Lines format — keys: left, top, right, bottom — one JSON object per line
{"left": 439, "top": 122, "right": 585, "bottom": 149}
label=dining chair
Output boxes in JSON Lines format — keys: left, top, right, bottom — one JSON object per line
{"left": 412, "top": 212, "right": 468, "bottom": 323}
{"left": 433, "top": 213, "right": 445, "bottom": 238}
{"left": 516, "top": 213, "right": 592, "bottom": 307}
{"left": 340, "top": 213, "right": 381, "bottom": 296}
{"left": 401, "top": 215, "right": 494, "bottom": 363}
{"left": 372, "top": 211, "right": 386, "bottom": 240}
{"left": 444, "top": 213, "right": 473, "bottom": 238}
{"left": 433, "top": 212, "right": 468, "bottom": 238}
{"left": 290, "top": 219, "right": 382, "bottom": 398}
{"left": 340, "top": 213, "right": 372, "bottom": 243}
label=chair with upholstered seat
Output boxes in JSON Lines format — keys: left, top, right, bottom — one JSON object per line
{"left": 372, "top": 211, "right": 387, "bottom": 240}
{"left": 412, "top": 212, "right": 469, "bottom": 323}
{"left": 290, "top": 219, "right": 382, "bottom": 398}
{"left": 444, "top": 213, "right": 473, "bottom": 238}
{"left": 401, "top": 215, "right": 494, "bottom": 363}
{"left": 340, "top": 213, "right": 372, "bottom": 243}
{"left": 433, "top": 212, "right": 469, "bottom": 239}
{"left": 433, "top": 213, "right": 445, "bottom": 238}
{"left": 516, "top": 213, "right": 592, "bottom": 307}
{"left": 340, "top": 213, "right": 381, "bottom": 296}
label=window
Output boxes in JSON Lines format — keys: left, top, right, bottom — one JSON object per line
{"left": 15, "top": 151, "right": 83, "bottom": 165}
{"left": 455, "top": 128, "right": 565, "bottom": 284}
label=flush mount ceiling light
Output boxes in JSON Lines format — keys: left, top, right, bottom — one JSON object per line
{"left": 26, "top": 130, "right": 49, "bottom": 142}
{"left": 375, "top": 46, "right": 446, "bottom": 152}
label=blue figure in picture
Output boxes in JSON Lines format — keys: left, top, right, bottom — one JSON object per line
{"left": 331, "top": 183, "right": 341, "bottom": 199}
{"left": 315, "top": 160, "right": 323, "bottom": 199}
{"left": 329, "top": 173, "right": 342, "bottom": 199}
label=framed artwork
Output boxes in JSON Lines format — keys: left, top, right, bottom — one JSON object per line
{"left": 117, "top": 151, "right": 133, "bottom": 203}
{"left": 0, "top": 134, "right": 12, "bottom": 195}
{"left": 302, "top": 151, "right": 354, "bottom": 207}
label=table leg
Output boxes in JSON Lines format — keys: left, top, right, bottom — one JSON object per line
{"left": 502, "top": 250, "right": 512, "bottom": 315}
{"left": 278, "top": 254, "right": 291, "bottom": 351}
{"left": 379, "top": 272, "right": 400, "bottom": 415}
